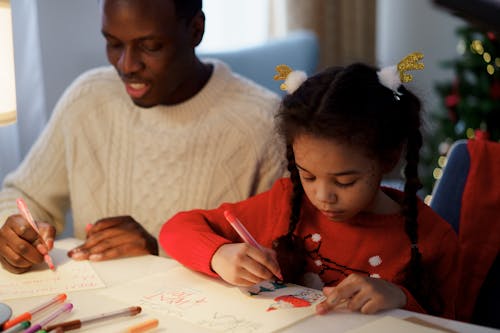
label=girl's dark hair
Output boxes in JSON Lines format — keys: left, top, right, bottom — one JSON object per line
{"left": 273, "top": 63, "right": 442, "bottom": 315}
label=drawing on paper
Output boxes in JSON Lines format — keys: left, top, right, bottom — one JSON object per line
{"left": 98, "top": 267, "right": 326, "bottom": 333}
{"left": 0, "top": 247, "right": 105, "bottom": 300}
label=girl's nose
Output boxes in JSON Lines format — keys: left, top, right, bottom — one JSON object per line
{"left": 316, "top": 184, "right": 337, "bottom": 203}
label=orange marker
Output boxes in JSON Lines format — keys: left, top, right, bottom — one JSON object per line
{"left": 2, "top": 294, "right": 66, "bottom": 330}
{"left": 16, "top": 198, "right": 55, "bottom": 270}
{"left": 126, "top": 319, "right": 159, "bottom": 333}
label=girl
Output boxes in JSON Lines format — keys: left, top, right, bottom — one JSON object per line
{"left": 160, "top": 54, "right": 458, "bottom": 318}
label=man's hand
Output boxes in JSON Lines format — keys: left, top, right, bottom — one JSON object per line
{"left": 67, "top": 216, "right": 158, "bottom": 261}
{"left": 0, "top": 214, "right": 55, "bottom": 274}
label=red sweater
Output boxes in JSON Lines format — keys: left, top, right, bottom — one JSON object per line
{"left": 160, "top": 178, "right": 458, "bottom": 318}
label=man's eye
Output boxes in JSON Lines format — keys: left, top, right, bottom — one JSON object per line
{"left": 142, "top": 42, "right": 163, "bottom": 52}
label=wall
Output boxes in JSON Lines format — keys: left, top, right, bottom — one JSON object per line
{"left": 11, "top": 0, "right": 107, "bottom": 156}
{"left": 376, "top": 0, "right": 466, "bottom": 119}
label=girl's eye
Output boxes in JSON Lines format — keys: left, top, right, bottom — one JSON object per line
{"left": 302, "top": 177, "right": 315, "bottom": 182}
{"left": 335, "top": 181, "right": 356, "bottom": 188}
{"left": 299, "top": 173, "right": 315, "bottom": 182}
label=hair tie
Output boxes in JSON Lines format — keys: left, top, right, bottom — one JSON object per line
{"left": 377, "top": 52, "right": 424, "bottom": 100}
{"left": 273, "top": 64, "right": 307, "bottom": 94}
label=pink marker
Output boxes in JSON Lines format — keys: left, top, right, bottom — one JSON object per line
{"left": 16, "top": 198, "right": 55, "bottom": 271}
{"left": 223, "top": 210, "right": 263, "bottom": 251}
{"left": 224, "top": 210, "right": 283, "bottom": 281}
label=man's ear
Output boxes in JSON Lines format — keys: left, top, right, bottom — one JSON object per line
{"left": 190, "top": 10, "right": 205, "bottom": 48}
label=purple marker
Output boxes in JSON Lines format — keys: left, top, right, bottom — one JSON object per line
{"left": 25, "top": 303, "right": 73, "bottom": 333}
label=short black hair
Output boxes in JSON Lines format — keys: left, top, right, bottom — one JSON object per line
{"left": 173, "top": 0, "right": 202, "bottom": 21}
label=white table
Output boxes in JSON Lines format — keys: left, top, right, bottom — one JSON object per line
{"left": 3, "top": 239, "right": 498, "bottom": 332}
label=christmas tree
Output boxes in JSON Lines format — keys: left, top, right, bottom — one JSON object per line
{"left": 422, "top": 26, "right": 500, "bottom": 200}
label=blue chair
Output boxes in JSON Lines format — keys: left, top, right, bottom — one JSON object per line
{"left": 430, "top": 139, "right": 499, "bottom": 329}
{"left": 430, "top": 139, "right": 470, "bottom": 233}
{"left": 198, "top": 30, "right": 320, "bottom": 95}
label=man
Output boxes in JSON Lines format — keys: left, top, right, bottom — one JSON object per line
{"left": 0, "top": 0, "right": 284, "bottom": 273}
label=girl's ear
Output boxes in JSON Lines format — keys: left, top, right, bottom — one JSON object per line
{"left": 189, "top": 11, "right": 205, "bottom": 48}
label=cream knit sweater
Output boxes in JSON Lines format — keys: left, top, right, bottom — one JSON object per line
{"left": 0, "top": 60, "right": 285, "bottom": 247}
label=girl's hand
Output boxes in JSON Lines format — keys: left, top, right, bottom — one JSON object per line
{"left": 211, "top": 243, "right": 282, "bottom": 286}
{"left": 316, "top": 273, "right": 407, "bottom": 315}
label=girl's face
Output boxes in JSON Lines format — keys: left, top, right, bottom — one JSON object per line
{"left": 293, "top": 134, "right": 389, "bottom": 222}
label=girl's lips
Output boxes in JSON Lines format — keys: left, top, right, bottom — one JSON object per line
{"left": 125, "top": 82, "right": 151, "bottom": 99}
{"left": 321, "top": 210, "right": 345, "bottom": 219}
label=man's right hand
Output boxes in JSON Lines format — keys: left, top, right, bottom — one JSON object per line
{"left": 0, "top": 214, "right": 55, "bottom": 274}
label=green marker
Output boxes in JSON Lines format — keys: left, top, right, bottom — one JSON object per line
{"left": 2, "top": 320, "right": 31, "bottom": 333}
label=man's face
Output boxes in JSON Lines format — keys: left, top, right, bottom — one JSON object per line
{"left": 101, "top": 0, "right": 198, "bottom": 107}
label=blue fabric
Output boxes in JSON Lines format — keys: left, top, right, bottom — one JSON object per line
{"left": 430, "top": 140, "right": 470, "bottom": 233}
{"left": 198, "top": 31, "right": 319, "bottom": 95}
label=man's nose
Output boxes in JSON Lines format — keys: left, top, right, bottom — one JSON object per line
{"left": 117, "top": 46, "right": 143, "bottom": 75}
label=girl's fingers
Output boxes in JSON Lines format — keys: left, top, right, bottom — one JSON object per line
{"left": 316, "top": 278, "right": 362, "bottom": 315}
{"left": 239, "top": 251, "right": 276, "bottom": 281}
{"left": 346, "top": 290, "right": 371, "bottom": 312}
{"left": 246, "top": 246, "right": 282, "bottom": 280}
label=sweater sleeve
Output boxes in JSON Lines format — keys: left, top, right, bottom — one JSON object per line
{"left": 160, "top": 178, "right": 291, "bottom": 277}
{"left": 0, "top": 74, "right": 87, "bottom": 233}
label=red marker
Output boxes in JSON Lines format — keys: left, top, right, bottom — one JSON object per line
{"left": 2, "top": 294, "right": 67, "bottom": 330}
{"left": 16, "top": 198, "right": 55, "bottom": 271}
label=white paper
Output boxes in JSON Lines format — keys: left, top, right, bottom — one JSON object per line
{"left": 344, "top": 316, "right": 446, "bottom": 333}
{"left": 99, "top": 266, "right": 325, "bottom": 333}
{"left": 0, "top": 247, "right": 105, "bottom": 300}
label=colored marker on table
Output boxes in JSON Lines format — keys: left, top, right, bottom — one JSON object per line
{"left": 16, "top": 198, "right": 55, "bottom": 271}
{"left": 25, "top": 303, "right": 73, "bottom": 333}
{"left": 125, "top": 318, "right": 159, "bottom": 333}
{"left": 1, "top": 321, "right": 30, "bottom": 333}
{"left": 45, "top": 306, "right": 142, "bottom": 332}
{"left": 2, "top": 294, "right": 66, "bottom": 330}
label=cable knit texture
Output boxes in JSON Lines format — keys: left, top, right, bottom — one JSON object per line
{"left": 0, "top": 60, "right": 286, "bottom": 246}
{"left": 161, "top": 178, "right": 459, "bottom": 318}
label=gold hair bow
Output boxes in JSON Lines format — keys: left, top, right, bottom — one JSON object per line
{"left": 273, "top": 64, "right": 307, "bottom": 94}
{"left": 274, "top": 64, "right": 293, "bottom": 91}
{"left": 397, "top": 52, "right": 424, "bottom": 83}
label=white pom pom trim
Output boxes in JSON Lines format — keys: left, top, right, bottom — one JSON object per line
{"left": 377, "top": 65, "right": 401, "bottom": 93}
{"left": 284, "top": 70, "right": 307, "bottom": 94}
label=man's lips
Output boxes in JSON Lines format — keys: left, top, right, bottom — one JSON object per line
{"left": 124, "top": 81, "right": 151, "bottom": 99}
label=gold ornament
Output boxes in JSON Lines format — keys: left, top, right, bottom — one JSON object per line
{"left": 274, "top": 64, "right": 293, "bottom": 91}
{"left": 397, "top": 52, "right": 425, "bottom": 83}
